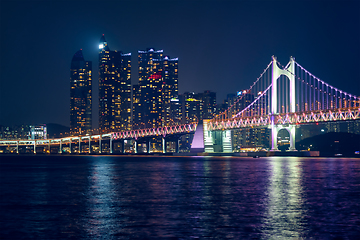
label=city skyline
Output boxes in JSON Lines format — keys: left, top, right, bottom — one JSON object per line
{"left": 1, "top": 0, "right": 359, "bottom": 127}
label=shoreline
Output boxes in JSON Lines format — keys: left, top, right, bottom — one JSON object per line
{"left": 1, "top": 151, "right": 359, "bottom": 158}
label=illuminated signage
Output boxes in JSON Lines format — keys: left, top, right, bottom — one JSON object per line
{"left": 99, "top": 44, "right": 104, "bottom": 49}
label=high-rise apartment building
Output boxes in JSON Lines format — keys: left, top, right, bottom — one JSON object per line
{"left": 198, "top": 90, "right": 216, "bottom": 120}
{"left": 70, "top": 50, "right": 92, "bottom": 135}
{"left": 119, "top": 53, "right": 132, "bottom": 130}
{"left": 133, "top": 48, "right": 178, "bottom": 129}
{"left": 162, "top": 56, "right": 179, "bottom": 125}
{"left": 98, "top": 35, "right": 131, "bottom": 132}
{"left": 181, "top": 92, "right": 202, "bottom": 124}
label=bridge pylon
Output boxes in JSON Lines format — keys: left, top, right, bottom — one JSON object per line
{"left": 201, "top": 119, "right": 232, "bottom": 153}
{"left": 271, "top": 56, "right": 296, "bottom": 151}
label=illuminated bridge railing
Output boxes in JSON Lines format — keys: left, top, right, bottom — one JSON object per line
{"left": 0, "top": 122, "right": 198, "bottom": 147}
{"left": 208, "top": 107, "right": 360, "bottom": 131}
{"left": 112, "top": 122, "right": 198, "bottom": 140}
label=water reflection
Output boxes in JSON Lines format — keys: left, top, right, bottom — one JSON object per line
{"left": 262, "top": 157, "right": 307, "bottom": 238}
{"left": 1, "top": 156, "right": 359, "bottom": 239}
{"left": 84, "top": 158, "right": 119, "bottom": 237}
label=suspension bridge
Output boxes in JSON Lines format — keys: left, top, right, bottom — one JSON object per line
{"left": 1, "top": 56, "right": 359, "bottom": 154}
{"left": 205, "top": 56, "right": 360, "bottom": 152}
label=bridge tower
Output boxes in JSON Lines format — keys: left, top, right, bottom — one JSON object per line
{"left": 271, "top": 56, "right": 296, "bottom": 151}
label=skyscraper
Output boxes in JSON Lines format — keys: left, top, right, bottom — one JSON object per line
{"left": 162, "top": 56, "right": 179, "bottom": 126}
{"left": 70, "top": 50, "right": 92, "bottom": 135}
{"left": 198, "top": 90, "right": 216, "bottom": 120}
{"left": 98, "top": 35, "right": 131, "bottom": 132}
{"left": 133, "top": 48, "right": 178, "bottom": 129}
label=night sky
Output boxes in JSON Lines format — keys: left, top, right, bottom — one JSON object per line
{"left": 1, "top": 0, "right": 359, "bottom": 128}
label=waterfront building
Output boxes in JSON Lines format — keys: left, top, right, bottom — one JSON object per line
{"left": 162, "top": 56, "right": 179, "bottom": 126}
{"left": 178, "top": 92, "right": 201, "bottom": 152}
{"left": 98, "top": 35, "right": 131, "bottom": 132}
{"left": 197, "top": 90, "right": 216, "bottom": 120}
{"left": 0, "top": 124, "right": 48, "bottom": 140}
{"left": 0, "top": 125, "right": 31, "bottom": 140}
{"left": 70, "top": 50, "right": 92, "bottom": 135}
{"left": 181, "top": 92, "right": 202, "bottom": 124}
{"left": 170, "top": 97, "right": 182, "bottom": 125}
{"left": 30, "top": 124, "right": 47, "bottom": 139}
{"left": 133, "top": 48, "right": 178, "bottom": 129}
{"left": 132, "top": 84, "right": 144, "bottom": 129}
{"left": 119, "top": 52, "right": 132, "bottom": 130}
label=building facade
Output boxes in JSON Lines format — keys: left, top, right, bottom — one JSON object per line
{"left": 98, "top": 35, "right": 131, "bottom": 132}
{"left": 133, "top": 48, "right": 178, "bottom": 129}
{"left": 70, "top": 50, "right": 92, "bottom": 135}
{"left": 198, "top": 90, "right": 216, "bottom": 120}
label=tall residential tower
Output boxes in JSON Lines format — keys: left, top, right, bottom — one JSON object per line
{"left": 98, "top": 35, "right": 131, "bottom": 132}
{"left": 133, "top": 48, "right": 178, "bottom": 129}
{"left": 70, "top": 50, "right": 92, "bottom": 135}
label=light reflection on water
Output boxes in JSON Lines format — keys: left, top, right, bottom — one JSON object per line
{"left": 0, "top": 155, "right": 359, "bottom": 239}
{"left": 261, "top": 157, "right": 307, "bottom": 238}
{"left": 84, "top": 161, "right": 118, "bottom": 237}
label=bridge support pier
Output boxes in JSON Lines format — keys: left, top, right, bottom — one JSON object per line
{"left": 121, "top": 140, "right": 125, "bottom": 153}
{"left": 271, "top": 120, "right": 278, "bottom": 151}
{"left": 270, "top": 56, "right": 297, "bottom": 151}
{"left": 203, "top": 120, "right": 214, "bottom": 153}
{"left": 222, "top": 130, "right": 232, "bottom": 153}
{"left": 162, "top": 138, "right": 166, "bottom": 153}
{"left": 176, "top": 138, "right": 180, "bottom": 153}
{"left": 147, "top": 139, "right": 151, "bottom": 153}
{"left": 110, "top": 135, "right": 113, "bottom": 154}
{"left": 202, "top": 120, "right": 233, "bottom": 153}
{"left": 99, "top": 136, "right": 102, "bottom": 154}
{"left": 271, "top": 125, "right": 296, "bottom": 151}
